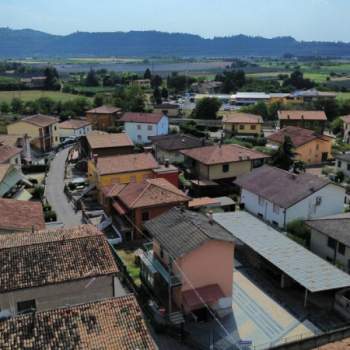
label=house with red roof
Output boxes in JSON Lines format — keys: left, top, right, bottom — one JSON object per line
{"left": 120, "top": 112, "right": 168, "bottom": 144}
{"left": 102, "top": 178, "right": 190, "bottom": 240}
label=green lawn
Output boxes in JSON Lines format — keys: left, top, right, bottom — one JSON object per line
{"left": 303, "top": 72, "right": 329, "bottom": 83}
{"left": 0, "top": 90, "right": 88, "bottom": 103}
{"left": 336, "top": 92, "right": 350, "bottom": 101}
{"left": 117, "top": 249, "right": 141, "bottom": 286}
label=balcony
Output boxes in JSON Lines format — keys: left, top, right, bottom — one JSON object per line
{"left": 140, "top": 245, "right": 182, "bottom": 287}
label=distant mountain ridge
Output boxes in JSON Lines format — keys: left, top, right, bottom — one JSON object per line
{"left": 1, "top": 28, "right": 350, "bottom": 58}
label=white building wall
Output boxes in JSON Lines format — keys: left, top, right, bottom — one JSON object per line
{"left": 335, "top": 158, "right": 350, "bottom": 177}
{"left": 286, "top": 184, "right": 345, "bottom": 223}
{"left": 124, "top": 115, "right": 168, "bottom": 144}
{"left": 60, "top": 125, "right": 92, "bottom": 139}
{"left": 241, "top": 183, "right": 345, "bottom": 229}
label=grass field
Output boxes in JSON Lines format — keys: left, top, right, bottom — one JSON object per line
{"left": 336, "top": 92, "right": 350, "bottom": 100}
{"left": 0, "top": 90, "right": 90, "bottom": 103}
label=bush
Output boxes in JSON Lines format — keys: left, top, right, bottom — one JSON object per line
{"left": 336, "top": 170, "right": 345, "bottom": 183}
{"left": 32, "top": 185, "right": 45, "bottom": 200}
{"left": 287, "top": 220, "right": 311, "bottom": 247}
{"left": 45, "top": 210, "right": 57, "bottom": 222}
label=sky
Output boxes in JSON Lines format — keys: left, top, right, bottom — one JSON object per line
{"left": 0, "top": 0, "right": 349, "bottom": 42}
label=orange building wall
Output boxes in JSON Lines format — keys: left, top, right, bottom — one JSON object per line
{"left": 86, "top": 113, "right": 114, "bottom": 130}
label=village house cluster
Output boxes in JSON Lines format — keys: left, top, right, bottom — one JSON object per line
{"left": 2, "top": 90, "right": 350, "bottom": 349}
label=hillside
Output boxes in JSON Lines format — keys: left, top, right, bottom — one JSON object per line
{"left": 1, "top": 28, "right": 350, "bottom": 58}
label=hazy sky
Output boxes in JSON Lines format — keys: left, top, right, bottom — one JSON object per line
{"left": 1, "top": 0, "right": 349, "bottom": 41}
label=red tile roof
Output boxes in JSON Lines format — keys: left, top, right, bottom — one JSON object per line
{"left": 0, "top": 295, "right": 156, "bottom": 350}
{"left": 0, "top": 144, "right": 21, "bottom": 163}
{"left": 87, "top": 132, "right": 134, "bottom": 150}
{"left": 121, "top": 112, "right": 164, "bottom": 124}
{"left": 21, "top": 114, "right": 58, "bottom": 127}
{"left": 181, "top": 144, "right": 270, "bottom": 165}
{"left": 267, "top": 126, "right": 331, "bottom": 148}
{"left": 111, "top": 178, "right": 189, "bottom": 209}
{"left": 278, "top": 110, "right": 327, "bottom": 121}
{"left": 96, "top": 153, "right": 159, "bottom": 175}
{"left": 59, "top": 119, "right": 91, "bottom": 129}
{"left": 0, "top": 198, "right": 45, "bottom": 231}
{"left": 188, "top": 197, "right": 220, "bottom": 208}
{"left": 222, "top": 113, "right": 263, "bottom": 124}
{"left": 87, "top": 105, "right": 121, "bottom": 114}
{"left": 0, "top": 225, "right": 118, "bottom": 292}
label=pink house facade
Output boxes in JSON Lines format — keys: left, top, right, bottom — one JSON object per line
{"left": 141, "top": 207, "right": 234, "bottom": 320}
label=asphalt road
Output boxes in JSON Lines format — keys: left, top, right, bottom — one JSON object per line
{"left": 45, "top": 147, "right": 82, "bottom": 228}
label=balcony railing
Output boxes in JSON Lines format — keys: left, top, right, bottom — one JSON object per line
{"left": 140, "top": 247, "right": 181, "bottom": 287}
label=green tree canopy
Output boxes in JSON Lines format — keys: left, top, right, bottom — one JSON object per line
{"left": 192, "top": 97, "right": 222, "bottom": 120}
{"left": 272, "top": 135, "right": 295, "bottom": 170}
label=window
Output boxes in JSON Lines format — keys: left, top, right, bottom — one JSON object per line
{"left": 54, "top": 126, "right": 57, "bottom": 131}
{"left": 339, "top": 243, "right": 346, "bottom": 256}
{"left": 17, "top": 299, "right": 36, "bottom": 314}
{"left": 272, "top": 221, "right": 279, "bottom": 227}
{"left": 160, "top": 247, "right": 164, "bottom": 259}
{"left": 239, "top": 125, "right": 244, "bottom": 130}
{"left": 338, "top": 161, "right": 342, "bottom": 168}
{"left": 328, "top": 237, "right": 337, "bottom": 250}
{"left": 348, "top": 164, "right": 350, "bottom": 171}
{"left": 142, "top": 211, "right": 150, "bottom": 221}
{"left": 250, "top": 125, "right": 256, "bottom": 130}
{"left": 55, "top": 137, "right": 58, "bottom": 142}
{"left": 222, "top": 164, "right": 230, "bottom": 173}
{"left": 148, "top": 125, "right": 153, "bottom": 131}
{"left": 137, "top": 135, "right": 142, "bottom": 142}
{"left": 273, "top": 203, "right": 280, "bottom": 214}
{"left": 137, "top": 124, "right": 141, "bottom": 130}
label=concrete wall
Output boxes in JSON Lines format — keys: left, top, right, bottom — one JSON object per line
{"left": 223, "top": 122, "right": 262, "bottom": 135}
{"left": 0, "top": 275, "right": 115, "bottom": 315}
{"left": 124, "top": 116, "right": 168, "bottom": 144}
{"left": 155, "top": 148, "right": 184, "bottom": 164}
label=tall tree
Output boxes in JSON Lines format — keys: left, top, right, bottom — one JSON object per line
{"left": 192, "top": 97, "right": 222, "bottom": 120}
{"left": 44, "top": 67, "right": 60, "bottom": 90}
{"left": 272, "top": 136, "right": 295, "bottom": 170}
{"left": 85, "top": 69, "right": 99, "bottom": 86}
{"left": 144, "top": 68, "right": 152, "bottom": 80}
{"left": 153, "top": 87, "right": 162, "bottom": 105}
{"left": 161, "top": 87, "right": 169, "bottom": 100}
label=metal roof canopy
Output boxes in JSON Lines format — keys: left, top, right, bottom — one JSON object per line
{"left": 214, "top": 211, "right": 350, "bottom": 293}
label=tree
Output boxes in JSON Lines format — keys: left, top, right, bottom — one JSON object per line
{"left": 272, "top": 136, "right": 295, "bottom": 170}
{"left": 161, "top": 87, "right": 168, "bottom": 100}
{"left": 44, "top": 67, "right": 60, "bottom": 90}
{"left": 144, "top": 68, "right": 152, "bottom": 80}
{"left": 153, "top": 87, "right": 162, "bottom": 105}
{"left": 85, "top": 69, "right": 99, "bottom": 86}
{"left": 331, "top": 117, "right": 344, "bottom": 136}
{"left": 94, "top": 95, "right": 104, "bottom": 108}
{"left": 192, "top": 97, "right": 222, "bottom": 120}
{"left": 11, "top": 97, "right": 24, "bottom": 114}
{"left": 151, "top": 74, "right": 163, "bottom": 88}
{"left": 167, "top": 72, "right": 195, "bottom": 94}
{"left": 0, "top": 101, "right": 10, "bottom": 114}
{"left": 114, "top": 86, "right": 145, "bottom": 112}
{"left": 215, "top": 70, "right": 246, "bottom": 93}
{"left": 282, "top": 70, "right": 314, "bottom": 90}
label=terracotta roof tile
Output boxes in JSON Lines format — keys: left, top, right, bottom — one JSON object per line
{"left": 267, "top": 126, "right": 331, "bottom": 148}
{"left": 0, "top": 295, "right": 156, "bottom": 350}
{"left": 116, "top": 178, "right": 189, "bottom": 209}
{"left": 0, "top": 144, "right": 21, "bottom": 163}
{"left": 0, "top": 134, "right": 21, "bottom": 147}
{"left": 222, "top": 113, "right": 263, "bottom": 124}
{"left": 0, "top": 198, "right": 45, "bottom": 232}
{"left": 87, "top": 132, "right": 134, "bottom": 150}
{"left": 315, "top": 338, "right": 350, "bottom": 349}
{"left": 0, "top": 225, "right": 118, "bottom": 292}
{"left": 59, "top": 119, "right": 91, "bottom": 129}
{"left": 278, "top": 110, "right": 327, "bottom": 121}
{"left": 96, "top": 153, "right": 159, "bottom": 175}
{"left": 188, "top": 197, "right": 220, "bottom": 208}
{"left": 21, "top": 114, "right": 58, "bottom": 127}
{"left": 120, "top": 112, "right": 164, "bottom": 124}
{"left": 181, "top": 144, "right": 270, "bottom": 165}
{"left": 87, "top": 105, "right": 121, "bottom": 114}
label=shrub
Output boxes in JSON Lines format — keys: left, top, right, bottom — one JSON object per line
{"left": 287, "top": 220, "right": 311, "bottom": 247}
{"left": 32, "top": 185, "right": 45, "bottom": 200}
{"left": 45, "top": 210, "right": 57, "bottom": 222}
{"left": 336, "top": 170, "right": 345, "bottom": 183}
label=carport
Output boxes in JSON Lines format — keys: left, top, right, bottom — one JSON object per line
{"left": 214, "top": 211, "right": 350, "bottom": 307}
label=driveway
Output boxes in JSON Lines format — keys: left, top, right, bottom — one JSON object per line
{"left": 45, "top": 147, "right": 82, "bottom": 228}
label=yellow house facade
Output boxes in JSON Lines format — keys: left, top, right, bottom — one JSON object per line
{"left": 7, "top": 114, "right": 60, "bottom": 152}
{"left": 88, "top": 153, "right": 159, "bottom": 190}
{"left": 267, "top": 126, "right": 332, "bottom": 164}
{"left": 222, "top": 113, "right": 263, "bottom": 136}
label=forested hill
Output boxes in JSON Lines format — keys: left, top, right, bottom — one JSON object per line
{"left": 1, "top": 28, "right": 350, "bottom": 58}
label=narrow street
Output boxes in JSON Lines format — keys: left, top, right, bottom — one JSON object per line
{"left": 45, "top": 147, "right": 82, "bottom": 228}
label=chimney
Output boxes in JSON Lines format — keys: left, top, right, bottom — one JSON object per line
{"left": 207, "top": 210, "right": 214, "bottom": 225}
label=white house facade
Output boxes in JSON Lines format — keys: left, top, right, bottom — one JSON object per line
{"left": 59, "top": 120, "right": 92, "bottom": 140}
{"left": 121, "top": 113, "right": 169, "bottom": 144}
